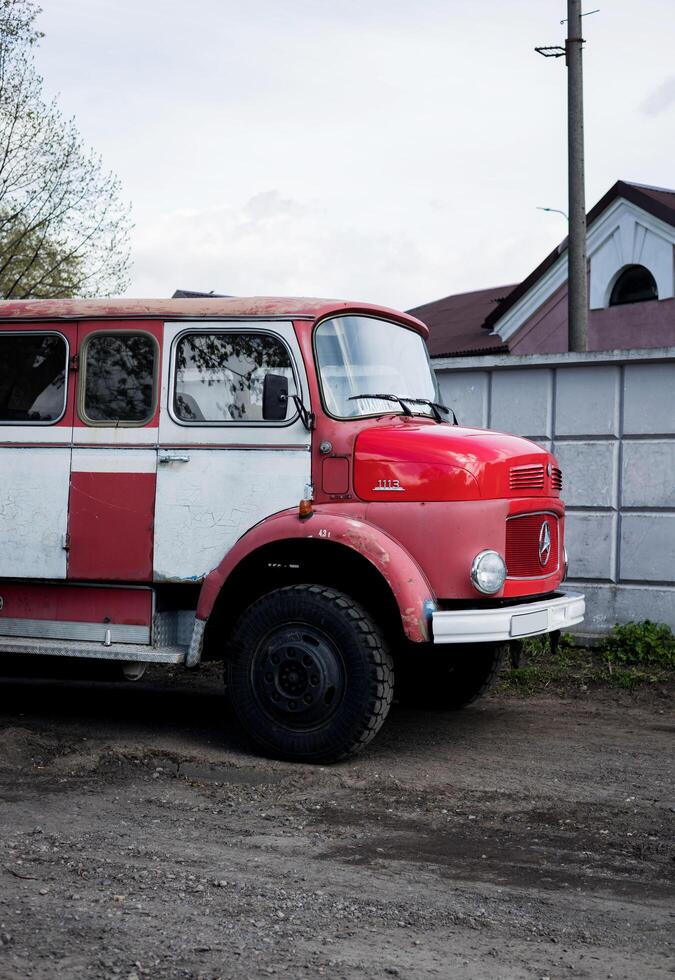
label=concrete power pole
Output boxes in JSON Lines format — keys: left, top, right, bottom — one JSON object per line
{"left": 566, "top": 0, "right": 588, "bottom": 352}
{"left": 536, "top": 3, "right": 591, "bottom": 351}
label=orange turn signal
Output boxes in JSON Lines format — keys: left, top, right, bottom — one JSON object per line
{"left": 298, "top": 498, "right": 313, "bottom": 518}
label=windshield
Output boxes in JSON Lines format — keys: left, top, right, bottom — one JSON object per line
{"left": 315, "top": 315, "right": 438, "bottom": 419}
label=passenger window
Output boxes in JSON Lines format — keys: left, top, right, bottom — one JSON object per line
{"left": 0, "top": 333, "right": 68, "bottom": 423}
{"left": 82, "top": 333, "right": 157, "bottom": 424}
{"left": 174, "top": 332, "right": 296, "bottom": 423}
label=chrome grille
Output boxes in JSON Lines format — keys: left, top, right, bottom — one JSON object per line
{"left": 551, "top": 466, "right": 563, "bottom": 491}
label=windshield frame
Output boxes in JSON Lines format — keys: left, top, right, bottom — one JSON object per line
{"left": 312, "top": 314, "right": 440, "bottom": 422}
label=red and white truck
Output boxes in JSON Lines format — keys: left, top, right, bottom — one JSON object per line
{"left": 0, "top": 297, "right": 584, "bottom": 760}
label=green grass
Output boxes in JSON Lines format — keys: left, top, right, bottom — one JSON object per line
{"left": 499, "top": 622, "right": 675, "bottom": 695}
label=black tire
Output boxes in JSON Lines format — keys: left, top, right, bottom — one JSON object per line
{"left": 224, "top": 585, "right": 394, "bottom": 763}
{"left": 396, "top": 642, "right": 505, "bottom": 710}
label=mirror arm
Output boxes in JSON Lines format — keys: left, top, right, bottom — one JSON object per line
{"left": 292, "top": 394, "right": 315, "bottom": 431}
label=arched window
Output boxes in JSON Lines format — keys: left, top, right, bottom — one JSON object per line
{"left": 609, "top": 265, "right": 658, "bottom": 306}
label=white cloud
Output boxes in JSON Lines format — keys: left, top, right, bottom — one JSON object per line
{"left": 36, "top": 0, "right": 675, "bottom": 311}
{"left": 640, "top": 76, "right": 675, "bottom": 116}
{"left": 131, "top": 190, "right": 451, "bottom": 309}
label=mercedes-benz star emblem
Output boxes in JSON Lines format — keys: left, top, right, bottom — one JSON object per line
{"left": 538, "top": 520, "right": 552, "bottom": 566}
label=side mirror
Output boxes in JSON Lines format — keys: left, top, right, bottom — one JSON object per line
{"left": 262, "top": 373, "right": 289, "bottom": 421}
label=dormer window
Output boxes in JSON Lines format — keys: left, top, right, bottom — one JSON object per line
{"left": 609, "top": 265, "right": 658, "bottom": 306}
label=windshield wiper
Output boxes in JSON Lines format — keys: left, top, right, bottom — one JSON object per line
{"left": 405, "top": 397, "right": 457, "bottom": 425}
{"left": 348, "top": 393, "right": 414, "bottom": 416}
{"left": 348, "top": 393, "right": 457, "bottom": 425}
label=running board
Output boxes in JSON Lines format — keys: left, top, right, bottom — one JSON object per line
{"left": 0, "top": 635, "right": 187, "bottom": 664}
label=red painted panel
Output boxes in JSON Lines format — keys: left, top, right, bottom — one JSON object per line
{"left": 359, "top": 498, "right": 565, "bottom": 600}
{"left": 0, "top": 582, "right": 151, "bottom": 625}
{"left": 353, "top": 420, "right": 559, "bottom": 501}
{"left": 322, "top": 457, "right": 350, "bottom": 495}
{"left": 68, "top": 472, "right": 156, "bottom": 581}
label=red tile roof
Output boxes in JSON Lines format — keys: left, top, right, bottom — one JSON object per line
{"left": 408, "top": 285, "right": 515, "bottom": 357}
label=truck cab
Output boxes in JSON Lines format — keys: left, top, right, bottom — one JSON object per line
{"left": 0, "top": 297, "right": 584, "bottom": 760}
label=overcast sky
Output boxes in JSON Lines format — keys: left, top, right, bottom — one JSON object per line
{"left": 36, "top": 0, "right": 675, "bottom": 310}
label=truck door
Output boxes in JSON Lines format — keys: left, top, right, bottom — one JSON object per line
{"left": 153, "top": 321, "right": 311, "bottom": 582}
{"left": 0, "top": 324, "right": 76, "bottom": 579}
{"left": 67, "top": 321, "right": 161, "bottom": 581}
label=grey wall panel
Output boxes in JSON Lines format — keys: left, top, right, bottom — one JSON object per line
{"left": 554, "top": 441, "right": 618, "bottom": 508}
{"left": 622, "top": 441, "right": 675, "bottom": 508}
{"left": 490, "top": 369, "right": 552, "bottom": 440}
{"left": 620, "top": 514, "right": 675, "bottom": 583}
{"left": 555, "top": 365, "right": 620, "bottom": 436}
{"left": 565, "top": 512, "right": 616, "bottom": 581}
{"left": 437, "top": 371, "right": 488, "bottom": 428}
{"left": 623, "top": 363, "right": 675, "bottom": 435}
{"left": 576, "top": 583, "right": 675, "bottom": 632}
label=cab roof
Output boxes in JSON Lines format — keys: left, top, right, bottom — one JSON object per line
{"left": 0, "top": 296, "right": 429, "bottom": 339}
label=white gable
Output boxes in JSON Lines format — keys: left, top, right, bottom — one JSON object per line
{"left": 589, "top": 198, "right": 675, "bottom": 309}
{"left": 492, "top": 196, "right": 675, "bottom": 342}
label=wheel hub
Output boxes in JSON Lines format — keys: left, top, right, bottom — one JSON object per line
{"left": 251, "top": 625, "right": 345, "bottom": 730}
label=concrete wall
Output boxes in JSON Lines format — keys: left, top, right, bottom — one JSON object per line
{"left": 433, "top": 347, "right": 675, "bottom": 634}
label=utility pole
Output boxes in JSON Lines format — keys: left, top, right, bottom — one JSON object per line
{"left": 536, "top": 2, "right": 594, "bottom": 352}
{"left": 566, "top": 0, "right": 588, "bottom": 352}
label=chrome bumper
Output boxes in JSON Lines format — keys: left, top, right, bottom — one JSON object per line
{"left": 431, "top": 590, "right": 585, "bottom": 644}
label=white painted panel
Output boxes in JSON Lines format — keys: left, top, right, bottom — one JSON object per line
{"left": 0, "top": 425, "right": 70, "bottom": 444}
{"left": 0, "top": 447, "right": 71, "bottom": 578}
{"left": 72, "top": 427, "right": 158, "bottom": 445}
{"left": 153, "top": 448, "right": 311, "bottom": 581}
{"left": 71, "top": 449, "right": 156, "bottom": 473}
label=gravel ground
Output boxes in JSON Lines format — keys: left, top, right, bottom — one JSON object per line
{"left": 0, "top": 659, "right": 673, "bottom": 980}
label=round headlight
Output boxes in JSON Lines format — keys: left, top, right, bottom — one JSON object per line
{"left": 471, "top": 550, "right": 507, "bottom": 594}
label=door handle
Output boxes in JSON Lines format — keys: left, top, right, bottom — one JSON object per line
{"left": 159, "top": 453, "right": 191, "bottom": 464}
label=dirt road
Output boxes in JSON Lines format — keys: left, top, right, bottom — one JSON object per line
{"left": 0, "top": 662, "right": 672, "bottom": 980}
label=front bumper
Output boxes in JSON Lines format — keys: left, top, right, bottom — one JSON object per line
{"left": 431, "top": 590, "right": 585, "bottom": 644}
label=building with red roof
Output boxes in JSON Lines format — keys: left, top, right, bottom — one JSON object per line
{"left": 410, "top": 180, "right": 675, "bottom": 357}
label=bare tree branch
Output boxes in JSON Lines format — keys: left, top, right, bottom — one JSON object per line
{"left": 0, "top": 0, "right": 131, "bottom": 297}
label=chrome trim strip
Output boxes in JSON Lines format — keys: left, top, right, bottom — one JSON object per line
{"left": 0, "top": 618, "right": 150, "bottom": 644}
{"left": 0, "top": 635, "right": 185, "bottom": 663}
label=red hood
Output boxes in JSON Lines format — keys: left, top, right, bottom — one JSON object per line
{"left": 353, "top": 419, "right": 560, "bottom": 501}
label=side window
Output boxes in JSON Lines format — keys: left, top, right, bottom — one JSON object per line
{"left": 173, "top": 332, "right": 297, "bottom": 423}
{"left": 0, "top": 333, "right": 68, "bottom": 423}
{"left": 81, "top": 333, "right": 157, "bottom": 424}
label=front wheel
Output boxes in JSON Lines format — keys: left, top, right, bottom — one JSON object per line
{"left": 396, "top": 642, "right": 505, "bottom": 710}
{"left": 224, "top": 585, "right": 394, "bottom": 763}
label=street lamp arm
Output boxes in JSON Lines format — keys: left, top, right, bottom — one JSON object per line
{"left": 537, "top": 206, "right": 569, "bottom": 221}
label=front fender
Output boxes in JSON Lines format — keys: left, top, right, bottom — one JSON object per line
{"left": 196, "top": 507, "right": 435, "bottom": 642}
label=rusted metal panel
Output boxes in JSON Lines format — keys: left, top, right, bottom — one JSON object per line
{"left": 0, "top": 298, "right": 429, "bottom": 339}
{"left": 196, "top": 508, "right": 435, "bottom": 643}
